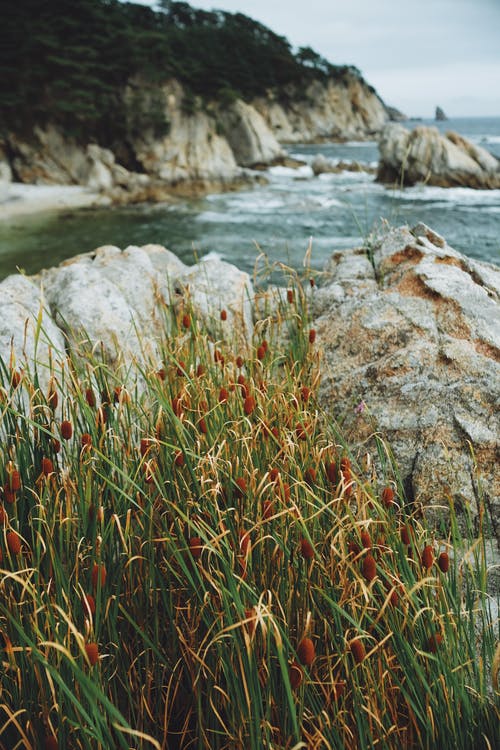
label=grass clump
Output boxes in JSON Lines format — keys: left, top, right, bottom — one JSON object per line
{"left": 0, "top": 272, "right": 498, "bottom": 749}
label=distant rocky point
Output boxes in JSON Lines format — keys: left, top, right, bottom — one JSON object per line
{"left": 386, "top": 105, "right": 408, "bottom": 122}
{"left": 435, "top": 106, "right": 447, "bottom": 121}
{"left": 377, "top": 123, "right": 500, "bottom": 188}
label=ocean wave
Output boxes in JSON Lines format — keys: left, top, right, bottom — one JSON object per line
{"left": 390, "top": 185, "right": 500, "bottom": 205}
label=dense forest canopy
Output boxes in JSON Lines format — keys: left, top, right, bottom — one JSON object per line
{"left": 0, "top": 0, "right": 362, "bottom": 148}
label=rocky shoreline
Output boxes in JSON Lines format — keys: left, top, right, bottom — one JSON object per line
{"left": 0, "top": 75, "right": 388, "bottom": 211}
{"left": 1, "top": 222, "right": 498, "bottom": 548}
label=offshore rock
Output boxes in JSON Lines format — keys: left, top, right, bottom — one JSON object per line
{"left": 377, "top": 123, "right": 500, "bottom": 188}
{"left": 314, "top": 222, "right": 500, "bottom": 535}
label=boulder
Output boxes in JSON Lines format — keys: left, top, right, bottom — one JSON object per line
{"left": 314, "top": 223, "right": 500, "bottom": 535}
{"left": 0, "top": 274, "right": 65, "bottom": 392}
{"left": 377, "top": 123, "right": 500, "bottom": 188}
{"left": 0, "top": 245, "right": 254, "bottom": 382}
{"left": 218, "top": 99, "right": 284, "bottom": 167}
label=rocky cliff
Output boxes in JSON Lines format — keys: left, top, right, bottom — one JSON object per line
{"left": 1, "top": 73, "right": 388, "bottom": 201}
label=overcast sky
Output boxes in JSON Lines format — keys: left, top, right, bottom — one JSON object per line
{"left": 134, "top": 0, "right": 500, "bottom": 116}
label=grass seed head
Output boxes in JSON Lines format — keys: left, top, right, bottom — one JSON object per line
{"left": 91, "top": 563, "right": 107, "bottom": 589}
{"left": 362, "top": 553, "right": 377, "bottom": 582}
{"left": 7, "top": 530, "right": 21, "bottom": 555}
{"left": 60, "top": 420, "right": 73, "bottom": 440}
{"left": 421, "top": 545, "right": 434, "bottom": 570}
{"left": 350, "top": 639, "right": 366, "bottom": 663}
{"left": 297, "top": 637, "right": 315, "bottom": 666}
{"left": 438, "top": 552, "right": 450, "bottom": 573}
{"left": 300, "top": 537, "right": 315, "bottom": 560}
{"left": 289, "top": 660, "right": 303, "bottom": 690}
{"left": 382, "top": 486, "right": 395, "bottom": 507}
{"left": 85, "top": 642, "right": 99, "bottom": 666}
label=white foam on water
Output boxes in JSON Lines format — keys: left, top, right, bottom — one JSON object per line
{"left": 200, "top": 250, "right": 224, "bottom": 262}
{"left": 267, "top": 164, "right": 314, "bottom": 179}
{"left": 391, "top": 185, "right": 500, "bottom": 205}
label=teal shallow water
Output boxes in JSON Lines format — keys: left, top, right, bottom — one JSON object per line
{"left": 1, "top": 117, "right": 499, "bottom": 280}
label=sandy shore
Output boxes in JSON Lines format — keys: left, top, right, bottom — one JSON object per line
{"left": 0, "top": 183, "right": 108, "bottom": 220}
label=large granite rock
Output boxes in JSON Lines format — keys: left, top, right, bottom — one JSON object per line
{"left": 314, "top": 223, "right": 500, "bottom": 535}
{"left": 377, "top": 123, "right": 500, "bottom": 188}
{"left": 0, "top": 245, "right": 254, "bottom": 378}
{"left": 0, "top": 275, "right": 65, "bottom": 392}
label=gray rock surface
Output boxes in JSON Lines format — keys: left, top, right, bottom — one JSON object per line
{"left": 377, "top": 123, "right": 500, "bottom": 188}
{"left": 0, "top": 274, "right": 65, "bottom": 392}
{"left": 314, "top": 223, "right": 500, "bottom": 535}
{"left": 218, "top": 99, "right": 284, "bottom": 167}
{"left": 0, "top": 245, "right": 254, "bottom": 379}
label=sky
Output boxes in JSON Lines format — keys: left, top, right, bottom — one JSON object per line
{"left": 132, "top": 0, "right": 500, "bottom": 117}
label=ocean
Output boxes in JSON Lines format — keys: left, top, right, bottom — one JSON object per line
{"left": 1, "top": 116, "right": 499, "bottom": 280}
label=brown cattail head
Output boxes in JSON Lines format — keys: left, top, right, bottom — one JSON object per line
{"left": 362, "top": 554, "right": 377, "bottom": 582}
{"left": 218, "top": 387, "right": 229, "bottom": 403}
{"left": 300, "top": 537, "right": 315, "bottom": 560}
{"left": 83, "top": 593, "right": 96, "bottom": 616}
{"left": 289, "top": 660, "right": 303, "bottom": 690}
{"left": 182, "top": 313, "right": 191, "bottom": 329}
{"left": 400, "top": 525, "right": 411, "bottom": 546}
{"left": 236, "top": 355, "right": 244, "bottom": 368}
{"left": 244, "top": 607, "right": 257, "bottom": 636}
{"left": 287, "top": 289, "right": 294, "bottom": 304}
{"left": 189, "top": 537, "right": 203, "bottom": 559}
{"left": 360, "top": 531, "right": 372, "bottom": 549}
{"left": 268, "top": 468, "right": 279, "bottom": 483}
{"left": 421, "top": 545, "right": 434, "bottom": 570}
{"left": 297, "top": 637, "right": 315, "bottom": 666}
{"left": 48, "top": 388, "right": 58, "bottom": 410}
{"left": 81, "top": 433, "right": 92, "bottom": 449}
{"left": 308, "top": 329, "right": 316, "bottom": 344}
{"left": 85, "top": 387, "right": 96, "bottom": 407}
{"left": 438, "top": 551, "right": 450, "bottom": 573}
{"left": 427, "top": 633, "right": 443, "bottom": 653}
{"left": 42, "top": 457, "right": 54, "bottom": 476}
{"left": 84, "top": 642, "right": 99, "bottom": 666}
{"left": 7, "top": 469, "right": 21, "bottom": 492}
{"left": 300, "top": 386, "right": 311, "bottom": 402}
{"left": 44, "top": 735, "right": 59, "bottom": 750}
{"left": 176, "top": 360, "right": 186, "bottom": 377}
{"left": 198, "top": 418, "right": 208, "bottom": 435}
{"left": 174, "top": 451, "right": 185, "bottom": 467}
{"left": 244, "top": 395, "right": 256, "bottom": 415}
{"left": 196, "top": 364, "right": 205, "bottom": 378}
{"left": 234, "top": 477, "right": 247, "bottom": 497}
{"left": 6, "top": 531, "right": 21, "bottom": 555}
{"left": 220, "top": 309, "right": 227, "bottom": 321}
{"left": 350, "top": 639, "right": 366, "bottom": 663}
{"left": 382, "top": 486, "right": 395, "bottom": 507}
{"left": 257, "top": 345, "right": 266, "bottom": 360}
{"left": 60, "top": 420, "right": 73, "bottom": 440}
{"left": 52, "top": 439, "right": 61, "bottom": 454}
{"left": 326, "top": 460, "right": 337, "bottom": 483}
{"left": 91, "top": 563, "right": 107, "bottom": 589}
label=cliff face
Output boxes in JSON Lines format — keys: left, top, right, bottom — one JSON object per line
{"left": 255, "top": 74, "right": 388, "bottom": 142}
{"left": 2, "top": 73, "right": 388, "bottom": 197}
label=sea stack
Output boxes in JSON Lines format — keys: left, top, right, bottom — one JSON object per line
{"left": 435, "top": 106, "right": 447, "bottom": 121}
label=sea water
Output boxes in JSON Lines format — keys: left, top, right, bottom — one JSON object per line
{"left": 0, "top": 116, "right": 499, "bottom": 280}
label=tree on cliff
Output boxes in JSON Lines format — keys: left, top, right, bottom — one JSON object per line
{"left": 0, "top": 0, "right": 361, "bottom": 149}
